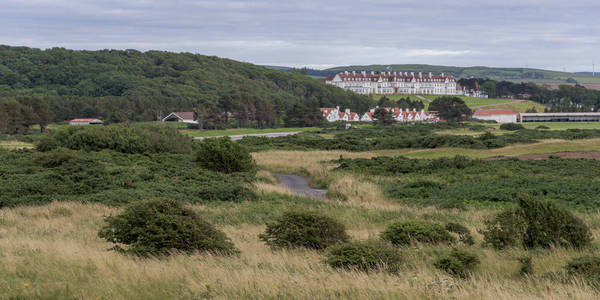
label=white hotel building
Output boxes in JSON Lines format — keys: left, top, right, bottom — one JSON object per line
{"left": 325, "top": 71, "right": 457, "bottom": 95}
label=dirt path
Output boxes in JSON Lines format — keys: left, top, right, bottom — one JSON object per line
{"left": 273, "top": 173, "right": 327, "bottom": 199}
{"left": 485, "top": 151, "right": 600, "bottom": 160}
{"left": 472, "top": 99, "right": 525, "bottom": 110}
{"left": 415, "top": 95, "right": 432, "bottom": 103}
{"left": 194, "top": 131, "right": 299, "bottom": 141}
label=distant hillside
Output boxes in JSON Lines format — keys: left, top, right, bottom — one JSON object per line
{"left": 326, "top": 64, "right": 599, "bottom": 83}
{"left": 262, "top": 65, "right": 334, "bottom": 77}
{"left": 0, "top": 45, "right": 372, "bottom": 124}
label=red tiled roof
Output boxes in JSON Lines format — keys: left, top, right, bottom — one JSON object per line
{"left": 474, "top": 110, "right": 517, "bottom": 116}
{"left": 70, "top": 118, "right": 102, "bottom": 122}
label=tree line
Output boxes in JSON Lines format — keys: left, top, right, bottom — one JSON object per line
{"left": 0, "top": 96, "right": 52, "bottom": 134}
{"left": 458, "top": 78, "right": 600, "bottom": 111}
{"left": 0, "top": 45, "right": 373, "bottom": 130}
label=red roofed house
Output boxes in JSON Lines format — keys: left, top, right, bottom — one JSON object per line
{"left": 360, "top": 107, "right": 439, "bottom": 123}
{"left": 162, "top": 112, "right": 198, "bottom": 124}
{"left": 473, "top": 109, "right": 518, "bottom": 123}
{"left": 69, "top": 118, "right": 104, "bottom": 125}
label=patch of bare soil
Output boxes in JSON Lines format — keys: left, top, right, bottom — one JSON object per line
{"left": 485, "top": 151, "right": 600, "bottom": 160}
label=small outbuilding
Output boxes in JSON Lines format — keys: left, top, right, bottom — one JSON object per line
{"left": 473, "top": 110, "right": 518, "bottom": 123}
{"left": 69, "top": 118, "right": 104, "bottom": 125}
{"left": 161, "top": 112, "right": 198, "bottom": 124}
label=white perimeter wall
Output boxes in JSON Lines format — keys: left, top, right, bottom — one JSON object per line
{"left": 473, "top": 114, "right": 517, "bottom": 123}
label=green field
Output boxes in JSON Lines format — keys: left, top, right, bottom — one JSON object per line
{"left": 369, "top": 94, "right": 545, "bottom": 112}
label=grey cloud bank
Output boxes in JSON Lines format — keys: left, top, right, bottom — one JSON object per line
{"left": 1, "top": 0, "right": 599, "bottom": 71}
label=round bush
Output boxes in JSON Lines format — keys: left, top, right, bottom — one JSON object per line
{"left": 380, "top": 220, "right": 456, "bottom": 246}
{"left": 481, "top": 194, "right": 593, "bottom": 249}
{"left": 565, "top": 256, "right": 600, "bottom": 283}
{"left": 434, "top": 249, "right": 480, "bottom": 278}
{"left": 196, "top": 137, "right": 256, "bottom": 174}
{"left": 259, "top": 211, "right": 349, "bottom": 250}
{"left": 98, "top": 198, "right": 238, "bottom": 256}
{"left": 325, "top": 240, "right": 402, "bottom": 273}
{"left": 499, "top": 123, "right": 524, "bottom": 131}
{"left": 536, "top": 125, "right": 550, "bottom": 130}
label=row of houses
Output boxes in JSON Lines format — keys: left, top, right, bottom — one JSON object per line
{"left": 325, "top": 71, "right": 457, "bottom": 95}
{"left": 321, "top": 106, "right": 440, "bottom": 123}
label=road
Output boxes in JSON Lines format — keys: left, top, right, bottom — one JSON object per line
{"left": 273, "top": 173, "right": 327, "bottom": 199}
{"left": 194, "top": 131, "right": 300, "bottom": 141}
{"left": 415, "top": 95, "right": 433, "bottom": 103}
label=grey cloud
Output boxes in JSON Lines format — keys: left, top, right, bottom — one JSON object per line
{"left": 1, "top": 0, "right": 599, "bottom": 71}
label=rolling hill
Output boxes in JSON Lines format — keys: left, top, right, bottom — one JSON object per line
{"left": 326, "top": 64, "right": 600, "bottom": 83}
{"left": 0, "top": 45, "right": 372, "bottom": 123}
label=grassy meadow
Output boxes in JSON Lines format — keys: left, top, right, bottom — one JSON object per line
{"left": 3, "top": 123, "right": 600, "bottom": 299}
{"left": 369, "top": 94, "right": 546, "bottom": 113}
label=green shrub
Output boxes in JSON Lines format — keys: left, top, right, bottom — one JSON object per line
{"left": 0, "top": 150, "right": 256, "bottom": 207}
{"left": 380, "top": 220, "right": 455, "bottom": 246}
{"left": 536, "top": 125, "right": 550, "bottom": 130}
{"left": 468, "top": 125, "right": 487, "bottom": 131}
{"left": 37, "top": 124, "right": 193, "bottom": 154}
{"left": 325, "top": 240, "right": 402, "bottom": 273}
{"left": 259, "top": 211, "right": 349, "bottom": 250}
{"left": 98, "top": 198, "right": 238, "bottom": 256}
{"left": 433, "top": 249, "right": 480, "bottom": 278}
{"left": 565, "top": 256, "right": 600, "bottom": 282}
{"left": 499, "top": 123, "right": 525, "bottom": 131}
{"left": 196, "top": 137, "right": 256, "bottom": 174}
{"left": 481, "top": 194, "right": 593, "bottom": 249}
{"left": 519, "top": 256, "right": 533, "bottom": 276}
{"left": 445, "top": 222, "right": 475, "bottom": 245}
{"left": 480, "top": 208, "right": 526, "bottom": 249}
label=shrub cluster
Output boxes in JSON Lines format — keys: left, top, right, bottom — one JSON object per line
{"left": 325, "top": 240, "right": 402, "bottom": 273}
{"left": 98, "top": 198, "right": 238, "bottom": 256}
{"left": 259, "top": 211, "right": 349, "bottom": 250}
{"left": 335, "top": 155, "right": 477, "bottom": 176}
{"left": 499, "top": 123, "right": 525, "bottom": 131}
{"left": 196, "top": 137, "right": 256, "bottom": 174}
{"left": 380, "top": 220, "right": 456, "bottom": 246}
{"left": 239, "top": 125, "right": 600, "bottom": 152}
{"left": 337, "top": 155, "right": 600, "bottom": 210}
{"left": 0, "top": 148, "right": 256, "bottom": 207}
{"left": 37, "top": 124, "right": 193, "bottom": 154}
{"left": 433, "top": 249, "right": 480, "bottom": 278}
{"left": 564, "top": 256, "right": 600, "bottom": 283}
{"left": 481, "top": 195, "right": 593, "bottom": 249}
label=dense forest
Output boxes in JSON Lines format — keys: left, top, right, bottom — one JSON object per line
{"left": 0, "top": 45, "right": 373, "bottom": 129}
{"left": 458, "top": 78, "right": 600, "bottom": 112}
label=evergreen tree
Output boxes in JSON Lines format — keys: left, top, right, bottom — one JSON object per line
{"left": 429, "top": 97, "right": 472, "bottom": 122}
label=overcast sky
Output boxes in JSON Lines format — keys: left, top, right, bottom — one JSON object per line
{"left": 2, "top": 0, "right": 599, "bottom": 71}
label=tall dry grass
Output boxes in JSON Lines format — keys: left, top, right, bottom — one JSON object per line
{"left": 1, "top": 202, "right": 599, "bottom": 299}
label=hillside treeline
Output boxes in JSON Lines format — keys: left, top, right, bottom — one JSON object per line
{"left": 458, "top": 78, "right": 600, "bottom": 111}
{"left": 0, "top": 45, "right": 373, "bottom": 128}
